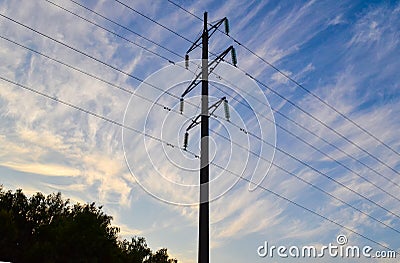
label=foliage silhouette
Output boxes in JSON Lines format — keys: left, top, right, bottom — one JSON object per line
{"left": 0, "top": 186, "right": 177, "bottom": 263}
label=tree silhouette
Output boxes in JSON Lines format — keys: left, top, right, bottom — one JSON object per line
{"left": 0, "top": 186, "right": 177, "bottom": 263}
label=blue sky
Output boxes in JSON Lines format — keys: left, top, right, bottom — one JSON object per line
{"left": 1, "top": 0, "right": 400, "bottom": 262}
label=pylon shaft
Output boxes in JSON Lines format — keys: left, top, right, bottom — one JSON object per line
{"left": 199, "top": 11, "right": 209, "bottom": 263}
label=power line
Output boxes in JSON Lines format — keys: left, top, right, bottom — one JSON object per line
{"left": 165, "top": 0, "right": 400, "bottom": 161}
{"left": 248, "top": 74, "right": 400, "bottom": 176}
{"left": 0, "top": 76, "right": 170, "bottom": 147}
{"left": 210, "top": 68, "right": 400, "bottom": 191}
{"left": 113, "top": 0, "right": 193, "bottom": 43}
{"left": 210, "top": 160, "right": 400, "bottom": 257}
{"left": 67, "top": 0, "right": 183, "bottom": 60}
{"left": 214, "top": 107, "right": 400, "bottom": 220}
{"left": 208, "top": 72, "right": 400, "bottom": 196}
{"left": 240, "top": 122, "right": 400, "bottom": 220}
{"left": 63, "top": 0, "right": 400, "bottom": 192}
{"left": 0, "top": 10, "right": 210, "bottom": 124}
{"left": 211, "top": 127, "right": 400, "bottom": 235}
{"left": 0, "top": 35, "right": 177, "bottom": 114}
{"left": 2, "top": 4, "right": 399, "bottom": 258}
{"left": 0, "top": 13, "right": 182, "bottom": 101}
{"left": 50, "top": 0, "right": 400, "bottom": 192}
{"left": 208, "top": 70, "right": 400, "bottom": 191}
{"left": 272, "top": 99, "right": 400, "bottom": 189}
{"left": 166, "top": 0, "right": 202, "bottom": 21}
{"left": 4, "top": 32, "right": 400, "bottom": 226}
{"left": 44, "top": 0, "right": 175, "bottom": 64}
{"left": 0, "top": 11, "right": 218, "bottom": 133}
{"left": 111, "top": 0, "right": 218, "bottom": 61}
{"left": 3, "top": 4, "right": 400, "bottom": 222}
{"left": 208, "top": 65, "right": 400, "bottom": 191}
{"left": 1, "top": 75, "right": 398, "bottom": 257}
{"left": 2, "top": 9, "right": 399, "bottom": 217}
{"left": 106, "top": 0, "right": 400, "bottom": 178}
{"left": 241, "top": 44, "right": 400, "bottom": 161}
{"left": 5, "top": 6, "right": 210, "bottom": 116}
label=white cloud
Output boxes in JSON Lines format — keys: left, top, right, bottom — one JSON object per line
{"left": 1, "top": 1, "right": 400, "bottom": 262}
{"left": 271, "top": 70, "right": 292, "bottom": 84}
{"left": 0, "top": 161, "right": 80, "bottom": 177}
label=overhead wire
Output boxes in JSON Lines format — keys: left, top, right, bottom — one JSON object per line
{"left": 2, "top": 4, "right": 399, "bottom": 219}
{"left": 113, "top": 0, "right": 193, "bottom": 43}
{"left": 2, "top": 4, "right": 400, "bottom": 252}
{"left": 11, "top": 1, "right": 400, "bottom": 256}
{"left": 210, "top": 126, "right": 400, "bottom": 235}
{"left": 0, "top": 35, "right": 176, "bottom": 114}
{"left": 165, "top": 0, "right": 400, "bottom": 161}
{"left": 0, "top": 13, "right": 186, "bottom": 103}
{"left": 66, "top": 0, "right": 183, "bottom": 59}
{"left": 41, "top": 0, "right": 400, "bottom": 196}
{"left": 0, "top": 76, "right": 171, "bottom": 146}
{"left": 210, "top": 158, "right": 400, "bottom": 257}
{"left": 4, "top": 31, "right": 400, "bottom": 225}
{"left": 53, "top": 0, "right": 400, "bottom": 193}
{"left": 208, "top": 75, "right": 400, "bottom": 200}
{"left": 44, "top": 0, "right": 175, "bottom": 64}
{"left": 0, "top": 76, "right": 398, "bottom": 256}
{"left": 204, "top": 63, "right": 400, "bottom": 195}
{"left": 118, "top": 0, "right": 400, "bottom": 176}
{"left": 247, "top": 74, "right": 400, "bottom": 176}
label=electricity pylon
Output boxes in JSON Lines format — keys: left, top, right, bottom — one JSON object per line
{"left": 179, "top": 11, "right": 237, "bottom": 263}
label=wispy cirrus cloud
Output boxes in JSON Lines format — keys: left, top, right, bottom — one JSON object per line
{"left": 1, "top": 1, "right": 399, "bottom": 262}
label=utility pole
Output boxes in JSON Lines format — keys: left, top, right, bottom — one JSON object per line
{"left": 199, "top": 12, "right": 209, "bottom": 263}
{"left": 180, "top": 11, "right": 236, "bottom": 263}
